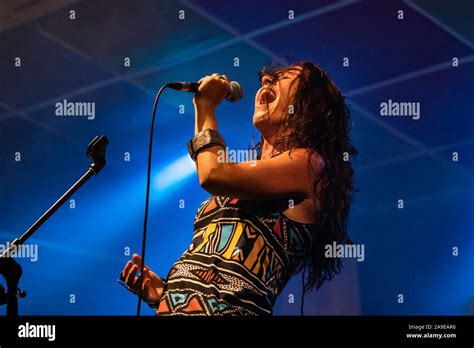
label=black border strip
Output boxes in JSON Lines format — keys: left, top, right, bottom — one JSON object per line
{"left": 0, "top": 315, "right": 472, "bottom": 346}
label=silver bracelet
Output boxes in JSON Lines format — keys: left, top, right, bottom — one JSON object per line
{"left": 187, "top": 128, "right": 226, "bottom": 161}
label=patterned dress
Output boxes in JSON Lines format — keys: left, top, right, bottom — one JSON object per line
{"left": 156, "top": 196, "right": 313, "bottom": 316}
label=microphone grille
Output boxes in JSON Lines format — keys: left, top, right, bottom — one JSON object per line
{"left": 227, "top": 81, "right": 243, "bottom": 103}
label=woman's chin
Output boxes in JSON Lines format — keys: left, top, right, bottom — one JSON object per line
{"left": 252, "top": 112, "right": 267, "bottom": 128}
{"left": 253, "top": 107, "right": 269, "bottom": 119}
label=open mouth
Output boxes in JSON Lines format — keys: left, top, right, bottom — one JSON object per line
{"left": 258, "top": 88, "right": 277, "bottom": 105}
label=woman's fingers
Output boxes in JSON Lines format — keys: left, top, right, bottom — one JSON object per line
{"left": 132, "top": 253, "right": 142, "bottom": 266}
{"left": 125, "top": 264, "right": 139, "bottom": 287}
{"left": 132, "top": 253, "right": 149, "bottom": 271}
{"left": 201, "top": 76, "right": 229, "bottom": 90}
{"left": 119, "top": 255, "right": 163, "bottom": 302}
{"left": 121, "top": 254, "right": 157, "bottom": 295}
{"left": 140, "top": 269, "right": 150, "bottom": 290}
{"left": 127, "top": 262, "right": 151, "bottom": 289}
{"left": 142, "top": 277, "right": 150, "bottom": 292}
{"left": 121, "top": 261, "right": 133, "bottom": 281}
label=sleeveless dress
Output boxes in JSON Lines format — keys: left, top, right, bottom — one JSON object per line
{"left": 156, "top": 196, "right": 314, "bottom": 316}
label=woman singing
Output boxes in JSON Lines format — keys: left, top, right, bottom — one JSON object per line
{"left": 120, "top": 60, "right": 357, "bottom": 315}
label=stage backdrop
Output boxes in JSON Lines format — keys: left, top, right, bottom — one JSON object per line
{"left": 0, "top": 0, "right": 473, "bottom": 315}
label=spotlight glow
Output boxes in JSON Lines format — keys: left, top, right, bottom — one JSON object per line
{"left": 154, "top": 155, "right": 196, "bottom": 191}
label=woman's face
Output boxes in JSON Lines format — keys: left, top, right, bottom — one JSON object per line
{"left": 253, "top": 66, "right": 302, "bottom": 135}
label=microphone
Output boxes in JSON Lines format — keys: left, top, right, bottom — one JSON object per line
{"left": 167, "top": 80, "right": 243, "bottom": 103}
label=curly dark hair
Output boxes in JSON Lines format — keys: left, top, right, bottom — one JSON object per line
{"left": 253, "top": 58, "right": 358, "bottom": 293}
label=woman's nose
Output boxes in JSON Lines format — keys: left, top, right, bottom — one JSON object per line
{"left": 261, "top": 75, "right": 273, "bottom": 86}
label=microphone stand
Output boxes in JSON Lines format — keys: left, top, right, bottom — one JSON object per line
{"left": 0, "top": 135, "right": 109, "bottom": 318}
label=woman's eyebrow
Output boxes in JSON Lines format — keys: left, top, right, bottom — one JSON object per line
{"left": 258, "top": 67, "right": 299, "bottom": 81}
{"left": 280, "top": 71, "right": 299, "bottom": 78}
{"left": 279, "top": 68, "right": 302, "bottom": 75}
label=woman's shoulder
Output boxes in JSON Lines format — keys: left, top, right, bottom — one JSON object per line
{"left": 275, "top": 148, "right": 325, "bottom": 171}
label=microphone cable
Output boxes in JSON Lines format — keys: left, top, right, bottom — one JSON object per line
{"left": 136, "top": 78, "right": 239, "bottom": 315}
{"left": 137, "top": 83, "right": 171, "bottom": 316}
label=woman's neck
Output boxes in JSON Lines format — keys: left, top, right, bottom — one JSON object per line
{"left": 261, "top": 137, "right": 278, "bottom": 160}
{"left": 260, "top": 124, "right": 292, "bottom": 159}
